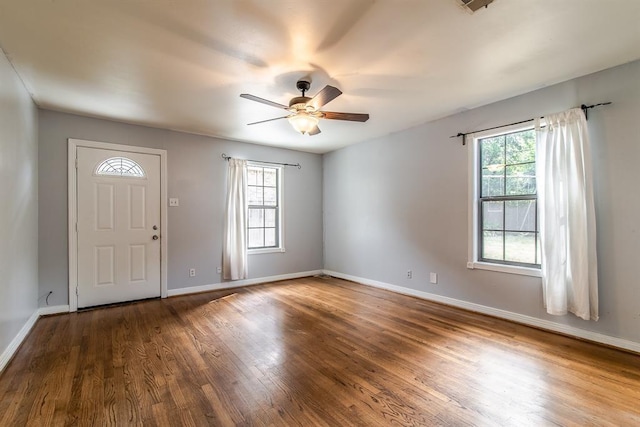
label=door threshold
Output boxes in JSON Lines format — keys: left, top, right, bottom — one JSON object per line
{"left": 77, "top": 297, "right": 160, "bottom": 312}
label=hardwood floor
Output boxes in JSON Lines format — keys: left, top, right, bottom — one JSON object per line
{"left": 1, "top": 277, "right": 639, "bottom": 426}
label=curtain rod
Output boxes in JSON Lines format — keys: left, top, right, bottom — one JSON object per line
{"left": 450, "top": 102, "right": 612, "bottom": 145}
{"left": 221, "top": 153, "right": 301, "bottom": 169}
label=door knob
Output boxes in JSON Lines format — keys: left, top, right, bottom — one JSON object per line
{"left": 153, "top": 225, "right": 158, "bottom": 230}
{"left": 152, "top": 235, "right": 159, "bottom": 240}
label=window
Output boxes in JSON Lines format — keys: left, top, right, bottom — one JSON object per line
{"left": 469, "top": 125, "right": 541, "bottom": 276}
{"left": 96, "top": 157, "right": 145, "bottom": 178}
{"left": 247, "top": 164, "right": 284, "bottom": 253}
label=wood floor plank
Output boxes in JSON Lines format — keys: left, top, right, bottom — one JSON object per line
{"left": 1, "top": 277, "right": 639, "bottom": 426}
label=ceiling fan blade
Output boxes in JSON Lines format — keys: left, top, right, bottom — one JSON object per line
{"left": 240, "top": 94, "right": 288, "bottom": 109}
{"left": 308, "top": 125, "right": 321, "bottom": 136}
{"left": 306, "top": 85, "right": 342, "bottom": 110}
{"left": 322, "top": 111, "right": 370, "bottom": 122}
{"left": 247, "top": 116, "right": 288, "bottom": 126}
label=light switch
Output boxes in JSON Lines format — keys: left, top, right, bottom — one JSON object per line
{"left": 169, "top": 198, "right": 179, "bottom": 207}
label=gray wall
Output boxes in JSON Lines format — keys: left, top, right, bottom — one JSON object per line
{"left": 0, "top": 49, "right": 39, "bottom": 355}
{"left": 324, "top": 60, "right": 640, "bottom": 344}
{"left": 39, "top": 111, "right": 323, "bottom": 306}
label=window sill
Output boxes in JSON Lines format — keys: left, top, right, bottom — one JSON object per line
{"left": 467, "top": 261, "right": 541, "bottom": 277}
{"left": 248, "top": 247, "right": 285, "bottom": 255}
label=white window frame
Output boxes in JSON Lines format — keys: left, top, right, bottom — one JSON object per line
{"left": 467, "top": 123, "right": 541, "bottom": 277}
{"left": 247, "top": 162, "right": 285, "bottom": 255}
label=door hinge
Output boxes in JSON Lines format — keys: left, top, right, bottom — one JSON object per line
{"left": 75, "top": 158, "right": 78, "bottom": 169}
{"left": 75, "top": 287, "right": 78, "bottom": 296}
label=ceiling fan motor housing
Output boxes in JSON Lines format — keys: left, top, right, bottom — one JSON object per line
{"left": 289, "top": 96, "right": 311, "bottom": 109}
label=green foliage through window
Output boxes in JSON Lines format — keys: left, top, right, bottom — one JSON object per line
{"left": 478, "top": 128, "right": 540, "bottom": 267}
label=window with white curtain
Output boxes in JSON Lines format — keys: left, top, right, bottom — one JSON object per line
{"left": 247, "top": 163, "right": 284, "bottom": 253}
{"left": 468, "top": 124, "right": 541, "bottom": 277}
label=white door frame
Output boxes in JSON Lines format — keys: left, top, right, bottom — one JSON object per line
{"left": 68, "top": 138, "right": 168, "bottom": 312}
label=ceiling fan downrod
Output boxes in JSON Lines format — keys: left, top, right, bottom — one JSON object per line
{"left": 296, "top": 79, "right": 311, "bottom": 97}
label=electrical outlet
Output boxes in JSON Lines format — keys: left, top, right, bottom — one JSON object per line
{"left": 169, "top": 198, "right": 179, "bottom": 207}
{"left": 189, "top": 268, "right": 196, "bottom": 277}
{"left": 430, "top": 272, "right": 438, "bottom": 284}
{"left": 216, "top": 267, "right": 222, "bottom": 274}
{"left": 407, "top": 270, "right": 413, "bottom": 279}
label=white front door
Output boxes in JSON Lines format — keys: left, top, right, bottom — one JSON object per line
{"left": 76, "top": 147, "right": 161, "bottom": 308}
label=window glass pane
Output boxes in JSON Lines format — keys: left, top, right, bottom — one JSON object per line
{"left": 255, "top": 167, "right": 263, "bottom": 186}
{"left": 265, "top": 209, "right": 276, "bottom": 227}
{"left": 247, "top": 164, "right": 281, "bottom": 250}
{"left": 264, "top": 168, "right": 277, "bottom": 186}
{"left": 482, "top": 201, "right": 503, "bottom": 231}
{"left": 482, "top": 231, "right": 503, "bottom": 261}
{"left": 248, "top": 186, "right": 263, "bottom": 205}
{"left": 248, "top": 229, "right": 264, "bottom": 248}
{"left": 247, "top": 167, "right": 258, "bottom": 186}
{"left": 480, "top": 136, "right": 505, "bottom": 168}
{"left": 482, "top": 168, "right": 505, "bottom": 197}
{"left": 506, "top": 130, "right": 535, "bottom": 164}
{"left": 505, "top": 232, "right": 536, "bottom": 264}
{"left": 264, "top": 228, "right": 276, "bottom": 247}
{"left": 476, "top": 128, "right": 538, "bottom": 269}
{"left": 505, "top": 163, "right": 536, "bottom": 195}
{"left": 96, "top": 157, "right": 145, "bottom": 178}
{"left": 248, "top": 208, "right": 264, "bottom": 228}
{"left": 505, "top": 200, "right": 536, "bottom": 232}
{"left": 264, "top": 187, "right": 277, "bottom": 206}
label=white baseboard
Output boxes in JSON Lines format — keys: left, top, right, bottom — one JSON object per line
{"left": 0, "top": 305, "right": 71, "bottom": 374}
{"left": 167, "top": 270, "right": 323, "bottom": 297}
{"left": 323, "top": 270, "right": 640, "bottom": 354}
{"left": 0, "top": 309, "right": 40, "bottom": 373}
{"left": 39, "top": 305, "right": 70, "bottom": 316}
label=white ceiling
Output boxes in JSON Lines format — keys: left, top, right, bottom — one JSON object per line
{"left": 1, "top": 1, "right": 639, "bottom": 153}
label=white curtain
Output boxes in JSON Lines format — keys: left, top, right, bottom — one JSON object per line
{"left": 223, "top": 159, "right": 248, "bottom": 280}
{"left": 535, "top": 108, "right": 598, "bottom": 320}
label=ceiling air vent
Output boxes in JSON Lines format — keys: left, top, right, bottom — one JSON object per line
{"left": 459, "top": 0, "right": 495, "bottom": 12}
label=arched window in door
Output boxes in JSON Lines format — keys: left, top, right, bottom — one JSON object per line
{"left": 95, "top": 157, "right": 145, "bottom": 178}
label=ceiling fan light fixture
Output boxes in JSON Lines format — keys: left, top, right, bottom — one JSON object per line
{"left": 288, "top": 112, "right": 319, "bottom": 135}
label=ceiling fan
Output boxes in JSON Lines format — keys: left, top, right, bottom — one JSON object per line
{"left": 240, "top": 79, "right": 369, "bottom": 135}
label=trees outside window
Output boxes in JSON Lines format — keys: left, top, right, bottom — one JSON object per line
{"left": 477, "top": 128, "right": 540, "bottom": 267}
